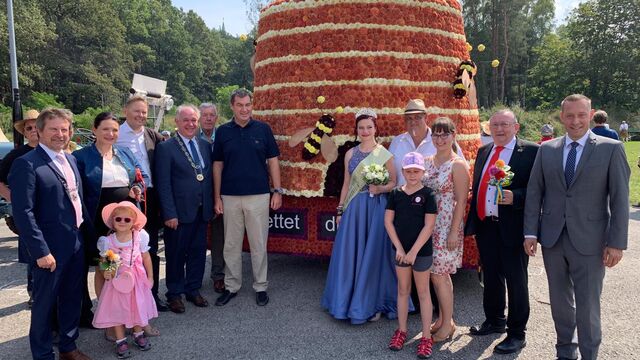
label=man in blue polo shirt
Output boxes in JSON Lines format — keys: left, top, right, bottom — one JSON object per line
{"left": 591, "top": 110, "right": 619, "bottom": 140}
{"left": 213, "top": 88, "right": 282, "bottom": 307}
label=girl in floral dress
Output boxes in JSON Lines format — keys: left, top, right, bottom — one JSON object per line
{"left": 423, "top": 117, "right": 470, "bottom": 343}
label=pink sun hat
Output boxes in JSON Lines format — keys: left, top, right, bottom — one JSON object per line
{"left": 101, "top": 201, "right": 147, "bottom": 231}
{"left": 402, "top": 152, "right": 426, "bottom": 171}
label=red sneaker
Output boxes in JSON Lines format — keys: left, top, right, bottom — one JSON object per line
{"left": 388, "top": 329, "right": 407, "bottom": 351}
{"left": 417, "top": 337, "right": 434, "bottom": 358}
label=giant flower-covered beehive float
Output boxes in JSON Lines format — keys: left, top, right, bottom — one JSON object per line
{"left": 252, "top": 0, "right": 482, "bottom": 268}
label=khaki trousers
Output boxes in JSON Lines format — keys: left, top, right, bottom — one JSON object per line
{"left": 222, "top": 194, "right": 270, "bottom": 292}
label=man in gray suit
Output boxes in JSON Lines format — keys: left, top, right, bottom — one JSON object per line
{"left": 524, "top": 94, "right": 630, "bottom": 360}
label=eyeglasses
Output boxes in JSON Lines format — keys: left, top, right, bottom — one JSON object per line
{"left": 114, "top": 217, "right": 132, "bottom": 223}
{"left": 432, "top": 133, "right": 452, "bottom": 139}
{"left": 490, "top": 122, "right": 516, "bottom": 129}
{"left": 404, "top": 115, "right": 425, "bottom": 122}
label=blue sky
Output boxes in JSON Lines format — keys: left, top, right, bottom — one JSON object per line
{"left": 171, "top": 0, "right": 582, "bottom": 36}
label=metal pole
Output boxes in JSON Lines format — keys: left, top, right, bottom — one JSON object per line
{"left": 7, "top": 0, "right": 24, "bottom": 148}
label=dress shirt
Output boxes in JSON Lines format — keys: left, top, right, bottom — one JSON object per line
{"left": 480, "top": 137, "right": 517, "bottom": 218}
{"left": 562, "top": 131, "right": 590, "bottom": 173}
{"left": 101, "top": 156, "right": 130, "bottom": 187}
{"left": 39, "top": 143, "right": 67, "bottom": 175}
{"left": 389, "top": 128, "right": 466, "bottom": 186}
{"left": 116, "top": 121, "right": 153, "bottom": 187}
{"left": 178, "top": 133, "right": 205, "bottom": 168}
{"left": 199, "top": 128, "right": 216, "bottom": 144}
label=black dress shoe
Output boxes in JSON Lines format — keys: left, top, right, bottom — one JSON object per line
{"left": 256, "top": 291, "right": 269, "bottom": 306}
{"left": 215, "top": 290, "right": 237, "bottom": 306}
{"left": 469, "top": 321, "right": 506, "bottom": 336}
{"left": 168, "top": 298, "right": 185, "bottom": 313}
{"left": 154, "top": 296, "right": 169, "bottom": 312}
{"left": 494, "top": 336, "right": 526, "bottom": 354}
{"left": 186, "top": 294, "right": 209, "bottom": 307}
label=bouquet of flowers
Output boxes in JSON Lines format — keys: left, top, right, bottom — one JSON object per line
{"left": 488, "top": 159, "right": 514, "bottom": 204}
{"left": 99, "top": 249, "right": 121, "bottom": 274}
{"left": 362, "top": 164, "right": 389, "bottom": 197}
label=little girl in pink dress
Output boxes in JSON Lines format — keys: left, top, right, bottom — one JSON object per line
{"left": 93, "top": 201, "right": 158, "bottom": 359}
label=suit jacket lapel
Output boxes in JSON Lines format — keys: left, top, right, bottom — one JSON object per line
{"left": 36, "top": 146, "right": 64, "bottom": 179}
{"left": 197, "top": 137, "right": 210, "bottom": 172}
{"left": 473, "top": 145, "right": 492, "bottom": 190}
{"left": 570, "top": 133, "right": 597, "bottom": 188}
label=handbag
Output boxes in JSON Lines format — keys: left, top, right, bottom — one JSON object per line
{"left": 112, "top": 232, "right": 136, "bottom": 294}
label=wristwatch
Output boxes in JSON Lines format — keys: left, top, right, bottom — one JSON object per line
{"left": 273, "top": 188, "right": 285, "bottom": 194}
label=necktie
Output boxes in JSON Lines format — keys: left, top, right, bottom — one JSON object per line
{"left": 565, "top": 142, "right": 578, "bottom": 186}
{"left": 476, "top": 146, "right": 505, "bottom": 220}
{"left": 56, "top": 154, "right": 83, "bottom": 227}
{"left": 189, "top": 139, "right": 202, "bottom": 168}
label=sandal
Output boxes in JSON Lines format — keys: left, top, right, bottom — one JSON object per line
{"left": 143, "top": 325, "right": 160, "bottom": 337}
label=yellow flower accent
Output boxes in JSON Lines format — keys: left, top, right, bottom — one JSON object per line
{"left": 454, "top": 83, "right": 466, "bottom": 90}
{"left": 477, "top": 44, "right": 486, "bottom": 52}
{"left": 239, "top": 34, "right": 248, "bottom": 42}
{"left": 491, "top": 59, "right": 500, "bottom": 68}
{"left": 495, "top": 159, "right": 506, "bottom": 168}
{"left": 466, "top": 42, "right": 473, "bottom": 52}
{"left": 316, "top": 95, "right": 326, "bottom": 104}
{"left": 335, "top": 106, "right": 344, "bottom": 114}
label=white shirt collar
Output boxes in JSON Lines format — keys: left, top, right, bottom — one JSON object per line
{"left": 564, "top": 130, "right": 590, "bottom": 148}
{"left": 178, "top": 132, "right": 196, "bottom": 144}
{"left": 495, "top": 136, "right": 517, "bottom": 150}
{"left": 120, "top": 121, "right": 143, "bottom": 135}
{"left": 400, "top": 127, "right": 432, "bottom": 147}
{"left": 39, "top": 143, "right": 65, "bottom": 160}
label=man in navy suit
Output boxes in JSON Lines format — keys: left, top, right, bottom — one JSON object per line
{"left": 9, "top": 108, "right": 92, "bottom": 360}
{"left": 155, "top": 104, "right": 213, "bottom": 313}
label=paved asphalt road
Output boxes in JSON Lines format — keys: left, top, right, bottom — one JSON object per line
{"left": 1, "top": 209, "right": 639, "bottom": 360}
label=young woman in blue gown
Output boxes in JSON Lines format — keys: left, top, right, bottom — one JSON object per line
{"left": 322, "top": 108, "right": 408, "bottom": 324}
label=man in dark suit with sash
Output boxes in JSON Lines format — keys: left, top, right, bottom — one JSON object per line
{"left": 10, "top": 108, "right": 92, "bottom": 360}
{"left": 155, "top": 104, "right": 213, "bottom": 313}
{"left": 465, "top": 109, "right": 539, "bottom": 354}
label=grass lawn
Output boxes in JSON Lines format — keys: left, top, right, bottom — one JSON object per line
{"left": 624, "top": 142, "right": 640, "bottom": 204}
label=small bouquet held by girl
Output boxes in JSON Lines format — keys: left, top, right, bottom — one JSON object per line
{"left": 488, "top": 159, "right": 514, "bottom": 204}
{"left": 362, "top": 163, "right": 390, "bottom": 197}
{"left": 92, "top": 201, "right": 158, "bottom": 359}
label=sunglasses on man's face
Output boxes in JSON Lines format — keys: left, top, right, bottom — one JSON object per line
{"left": 114, "top": 217, "right": 132, "bottom": 223}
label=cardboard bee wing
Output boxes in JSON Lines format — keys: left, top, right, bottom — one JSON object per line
{"left": 461, "top": 70, "right": 478, "bottom": 109}
{"left": 289, "top": 127, "right": 315, "bottom": 147}
{"left": 320, "top": 135, "right": 339, "bottom": 163}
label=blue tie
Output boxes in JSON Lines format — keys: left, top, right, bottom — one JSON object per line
{"left": 565, "top": 142, "right": 578, "bottom": 186}
{"left": 189, "top": 139, "right": 202, "bottom": 168}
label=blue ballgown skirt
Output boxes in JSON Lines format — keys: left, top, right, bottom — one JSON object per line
{"left": 321, "top": 191, "right": 410, "bottom": 324}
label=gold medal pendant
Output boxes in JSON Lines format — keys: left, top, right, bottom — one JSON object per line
{"left": 196, "top": 174, "right": 204, "bottom": 182}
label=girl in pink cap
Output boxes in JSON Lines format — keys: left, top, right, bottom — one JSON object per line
{"left": 93, "top": 201, "right": 158, "bottom": 358}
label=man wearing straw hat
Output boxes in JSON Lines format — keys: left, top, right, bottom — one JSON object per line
{"left": 0, "top": 109, "right": 40, "bottom": 306}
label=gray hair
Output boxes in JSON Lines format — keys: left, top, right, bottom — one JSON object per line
{"left": 199, "top": 103, "right": 218, "bottom": 113}
{"left": 230, "top": 88, "right": 253, "bottom": 105}
{"left": 36, "top": 107, "right": 73, "bottom": 131}
{"left": 490, "top": 109, "right": 518, "bottom": 123}
{"left": 175, "top": 104, "right": 201, "bottom": 121}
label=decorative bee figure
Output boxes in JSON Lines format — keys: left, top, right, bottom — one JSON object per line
{"left": 289, "top": 114, "right": 339, "bottom": 163}
{"left": 452, "top": 60, "right": 478, "bottom": 108}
